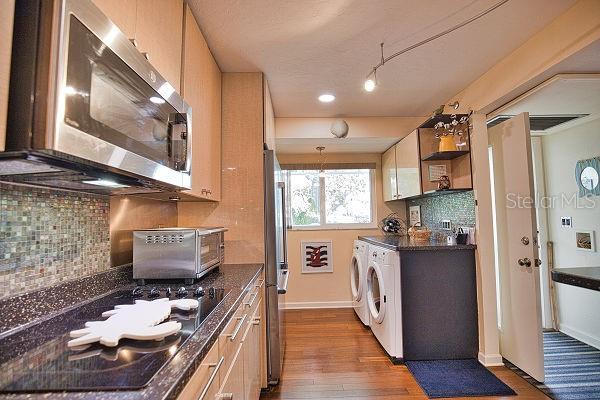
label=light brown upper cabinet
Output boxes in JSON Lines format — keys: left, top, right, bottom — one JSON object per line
{"left": 181, "top": 5, "right": 222, "bottom": 201}
{"left": 382, "top": 146, "right": 398, "bottom": 201}
{"left": 92, "top": 0, "right": 183, "bottom": 92}
{"left": 395, "top": 130, "right": 421, "bottom": 199}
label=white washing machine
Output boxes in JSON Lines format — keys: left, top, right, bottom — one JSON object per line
{"left": 350, "top": 240, "right": 369, "bottom": 326}
{"left": 366, "top": 244, "right": 403, "bottom": 360}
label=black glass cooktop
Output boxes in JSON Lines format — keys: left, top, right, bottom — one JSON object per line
{"left": 0, "top": 287, "right": 228, "bottom": 392}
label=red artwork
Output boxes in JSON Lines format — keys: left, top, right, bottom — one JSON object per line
{"left": 305, "top": 245, "right": 328, "bottom": 268}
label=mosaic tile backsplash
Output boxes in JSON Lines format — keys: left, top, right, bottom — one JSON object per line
{"left": 0, "top": 182, "right": 111, "bottom": 299}
{"left": 406, "top": 190, "right": 476, "bottom": 234}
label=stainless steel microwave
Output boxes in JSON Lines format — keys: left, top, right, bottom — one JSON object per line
{"left": 133, "top": 228, "right": 227, "bottom": 285}
{"left": 1, "top": 0, "right": 192, "bottom": 194}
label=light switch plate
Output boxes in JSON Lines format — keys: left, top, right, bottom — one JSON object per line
{"left": 561, "top": 216, "right": 572, "bottom": 228}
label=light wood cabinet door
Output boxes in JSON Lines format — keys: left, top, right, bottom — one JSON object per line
{"left": 218, "top": 343, "right": 245, "bottom": 400}
{"left": 135, "top": 0, "right": 183, "bottom": 92}
{"left": 395, "top": 130, "right": 422, "bottom": 199}
{"left": 382, "top": 146, "right": 398, "bottom": 201}
{"left": 177, "top": 341, "right": 222, "bottom": 400}
{"left": 243, "top": 301, "right": 262, "bottom": 400}
{"left": 92, "top": 0, "right": 137, "bottom": 39}
{"left": 181, "top": 5, "right": 222, "bottom": 201}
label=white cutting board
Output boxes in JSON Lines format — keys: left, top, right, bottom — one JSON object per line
{"left": 68, "top": 298, "right": 199, "bottom": 348}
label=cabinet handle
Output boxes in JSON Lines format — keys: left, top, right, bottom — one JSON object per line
{"left": 142, "top": 52, "right": 150, "bottom": 60}
{"left": 198, "top": 356, "right": 224, "bottom": 400}
{"left": 217, "top": 394, "right": 233, "bottom": 400}
{"left": 207, "top": 189, "right": 212, "bottom": 195}
{"left": 252, "top": 317, "right": 261, "bottom": 325}
{"left": 129, "top": 38, "right": 138, "bottom": 47}
{"left": 244, "top": 292, "right": 258, "bottom": 309}
{"left": 227, "top": 314, "right": 247, "bottom": 341}
{"left": 254, "top": 279, "right": 264, "bottom": 289}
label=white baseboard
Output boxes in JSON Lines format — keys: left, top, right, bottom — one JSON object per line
{"left": 281, "top": 301, "right": 354, "bottom": 310}
{"left": 478, "top": 351, "right": 504, "bottom": 367}
{"left": 559, "top": 323, "right": 600, "bottom": 349}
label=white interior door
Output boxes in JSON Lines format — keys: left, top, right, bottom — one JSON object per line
{"left": 488, "top": 113, "right": 545, "bottom": 382}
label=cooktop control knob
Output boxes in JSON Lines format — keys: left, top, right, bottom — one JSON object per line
{"left": 165, "top": 287, "right": 172, "bottom": 297}
{"left": 149, "top": 287, "right": 160, "bottom": 298}
{"left": 132, "top": 287, "right": 143, "bottom": 297}
{"left": 194, "top": 287, "right": 205, "bottom": 297}
{"left": 176, "top": 287, "right": 188, "bottom": 298}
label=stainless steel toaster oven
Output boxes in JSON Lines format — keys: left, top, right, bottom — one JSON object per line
{"left": 133, "top": 227, "right": 226, "bottom": 284}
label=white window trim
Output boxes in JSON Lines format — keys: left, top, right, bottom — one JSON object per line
{"left": 285, "top": 169, "right": 378, "bottom": 231}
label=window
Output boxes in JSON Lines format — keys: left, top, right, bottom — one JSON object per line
{"left": 285, "top": 168, "right": 376, "bottom": 229}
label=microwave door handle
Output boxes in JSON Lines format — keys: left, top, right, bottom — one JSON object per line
{"left": 278, "top": 181, "right": 288, "bottom": 269}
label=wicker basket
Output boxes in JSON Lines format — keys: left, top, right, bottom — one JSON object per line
{"left": 408, "top": 225, "right": 432, "bottom": 242}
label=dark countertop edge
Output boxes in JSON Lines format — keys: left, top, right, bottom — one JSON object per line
{"left": 552, "top": 268, "right": 600, "bottom": 292}
{"left": 1, "top": 264, "right": 264, "bottom": 400}
{"left": 358, "top": 236, "right": 477, "bottom": 251}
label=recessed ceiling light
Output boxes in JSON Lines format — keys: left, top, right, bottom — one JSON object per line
{"left": 318, "top": 94, "right": 335, "bottom": 103}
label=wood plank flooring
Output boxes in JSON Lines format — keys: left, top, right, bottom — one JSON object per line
{"left": 261, "top": 308, "right": 550, "bottom": 400}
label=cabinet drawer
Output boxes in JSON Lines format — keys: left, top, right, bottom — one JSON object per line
{"left": 177, "top": 341, "right": 222, "bottom": 400}
{"left": 218, "top": 340, "right": 245, "bottom": 400}
{"left": 219, "top": 304, "right": 247, "bottom": 383}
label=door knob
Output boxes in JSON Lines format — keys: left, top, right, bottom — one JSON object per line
{"left": 518, "top": 258, "right": 532, "bottom": 267}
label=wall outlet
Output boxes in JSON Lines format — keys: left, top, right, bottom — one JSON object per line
{"left": 441, "top": 220, "right": 452, "bottom": 230}
{"left": 561, "top": 216, "right": 572, "bottom": 228}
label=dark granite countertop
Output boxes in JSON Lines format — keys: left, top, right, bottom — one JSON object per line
{"left": 0, "top": 263, "right": 263, "bottom": 400}
{"left": 552, "top": 267, "right": 600, "bottom": 292}
{"left": 359, "top": 235, "right": 477, "bottom": 251}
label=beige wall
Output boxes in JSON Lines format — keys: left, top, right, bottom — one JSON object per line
{"left": 541, "top": 117, "right": 600, "bottom": 348}
{"left": 178, "top": 73, "right": 266, "bottom": 264}
{"left": 276, "top": 117, "right": 424, "bottom": 140}
{"left": 277, "top": 152, "right": 406, "bottom": 307}
{"left": 109, "top": 196, "right": 178, "bottom": 267}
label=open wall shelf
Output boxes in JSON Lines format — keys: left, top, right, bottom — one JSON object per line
{"left": 422, "top": 150, "right": 470, "bottom": 161}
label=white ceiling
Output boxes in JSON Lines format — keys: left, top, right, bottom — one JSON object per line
{"left": 188, "top": 0, "right": 576, "bottom": 117}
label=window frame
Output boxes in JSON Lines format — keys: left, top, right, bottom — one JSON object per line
{"left": 284, "top": 168, "right": 378, "bottom": 231}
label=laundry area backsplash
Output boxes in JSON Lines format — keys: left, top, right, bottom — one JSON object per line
{"left": 406, "top": 191, "right": 476, "bottom": 236}
{"left": 0, "top": 183, "right": 111, "bottom": 299}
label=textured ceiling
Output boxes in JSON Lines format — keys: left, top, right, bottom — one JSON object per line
{"left": 188, "top": 0, "right": 576, "bottom": 117}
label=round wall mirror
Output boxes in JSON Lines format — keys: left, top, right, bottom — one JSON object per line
{"left": 580, "top": 166, "right": 599, "bottom": 190}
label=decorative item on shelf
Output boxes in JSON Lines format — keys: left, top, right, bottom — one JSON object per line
{"left": 437, "top": 175, "right": 451, "bottom": 190}
{"left": 409, "top": 206, "right": 421, "bottom": 227}
{"left": 433, "top": 113, "right": 470, "bottom": 152}
{"left": 408, "top": 224, "right": 432, "bottom": 242}
{"left": 575, "top": 156, "right": 600, "bottom": 197}
{"left": 378, "top": 213, "right": 407, "bottom": 236}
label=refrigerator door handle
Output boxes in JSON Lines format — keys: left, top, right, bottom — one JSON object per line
{"left": 277, "top": 181, "right": 288, "bottom": 268}
{"left": 278, "top": 270, "right": 289, "bottom": 294}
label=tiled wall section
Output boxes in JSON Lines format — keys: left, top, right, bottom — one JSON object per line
{"left": 0, "top": 183, "right": 111, "bottom": 298}
{"left": 406, "top": 190, "right": 476, "bottom": 233}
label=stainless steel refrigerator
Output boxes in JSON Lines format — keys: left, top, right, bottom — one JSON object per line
{"left": 263, "top": 149, "right": 289, "bottom": 385}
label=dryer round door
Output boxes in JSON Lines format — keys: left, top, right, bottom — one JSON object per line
{"left": 367, "top": 261, "right": 386, "bottom": 323}
{"left": 350, "top": 255, "right": 363, "bottom": 301}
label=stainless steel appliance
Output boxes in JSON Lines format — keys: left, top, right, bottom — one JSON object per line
{"left": 133, "top": 227, "right": 226, "bottom": 285}
{"left": 264, "top": 149, "right": 289, "bottom": 385}
{"left": 1, "top": 0, "right": 192, "bottom": 194}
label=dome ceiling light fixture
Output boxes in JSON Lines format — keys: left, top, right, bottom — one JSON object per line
{"left": 363, "top": 0, "right": 510, "bottom": 92}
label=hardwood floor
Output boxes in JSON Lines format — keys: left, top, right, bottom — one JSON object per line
{"left": 261, "top": 308, "right": 550, "bottom": 400}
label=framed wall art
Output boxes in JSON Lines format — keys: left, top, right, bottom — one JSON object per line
{"left": 575, "top": 230, "right": 596, "bottom": 252}
{"left": 301, "top": 240, "right": 333, "bottom": 273}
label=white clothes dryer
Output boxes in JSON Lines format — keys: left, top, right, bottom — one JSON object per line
{"left": 350, "top": 240, "right": 369, "bottom": 325}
